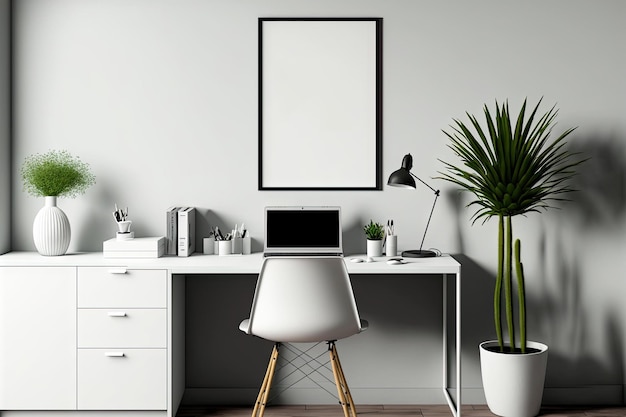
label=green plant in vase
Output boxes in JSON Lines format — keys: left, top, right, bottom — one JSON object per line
{"left": 364, "top": 220, "right": 385, "bottom": 258}
{"left": 439, "top": 98, "right": 582, "bottom": 353}
{"left": 21, "top": 150, "right": 95, "bottom": 256}
{"left": 21, "top": 149, "right": 95, "bottom": 198}
{"left": 438, "top": 98, "right": 584, "bottom": 417}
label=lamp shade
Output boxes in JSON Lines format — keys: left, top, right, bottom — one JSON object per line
{"left": 387, "top": 154, "right": 416, "bottom": 188}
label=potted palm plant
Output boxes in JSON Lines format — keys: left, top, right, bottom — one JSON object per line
{"left": 439, "top": 98, "right": 582, "bottom": 417}
{"left": 21, "top": 149, "right": 95, "bottom": 256}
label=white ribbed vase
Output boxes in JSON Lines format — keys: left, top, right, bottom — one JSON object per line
{"left": 33, "top": 196, "right": 71, "bottom": 256}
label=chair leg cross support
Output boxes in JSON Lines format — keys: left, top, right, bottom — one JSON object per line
{"left": 250, "top": 342, "right": 358, "bottom": 417}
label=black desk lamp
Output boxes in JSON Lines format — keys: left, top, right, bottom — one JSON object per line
{"left": 387, "top": 153, "right": 440, "bottom": 258}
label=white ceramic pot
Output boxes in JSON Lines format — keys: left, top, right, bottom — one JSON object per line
{"left": 33, "top": 196, "right": 71, "bottom": 256}
{"left": 116, "top": 220, "right": 132, "bottom": 233}
{"left": 366, "top": 239, "right": 383, "bottom": 257}
{"left": 480, "top": 340, "right": 548, "bottom": 417}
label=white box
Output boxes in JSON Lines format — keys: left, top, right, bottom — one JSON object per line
{"left": 103, "top": 237, "right": 165, "bottom": 258}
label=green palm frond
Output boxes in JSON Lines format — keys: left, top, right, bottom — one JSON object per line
{"left": 437, "top": 98, "right": 582, "bottom": 223}
{"left": 438, "top": 98, "right": 585, "bottom": 352}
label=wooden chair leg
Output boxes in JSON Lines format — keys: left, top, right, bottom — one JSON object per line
{"left": 252, "top": 343, "right": 280, "bottom": 417}
{"left": 332, "top": 344, "right": 357, "bottom": 417}
{"left": 329, "top": 342, "right": 357, "bottom": 417}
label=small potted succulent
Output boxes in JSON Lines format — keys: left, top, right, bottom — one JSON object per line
{"left": 21, "top": 149, "right": 95, "bottom": 255}
{"left": 363, "top": 219, "right": 385, "bottom": 257}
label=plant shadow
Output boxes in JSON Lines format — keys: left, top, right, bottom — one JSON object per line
{"left": 566, "top": 136, "right": 626, "bottom": 228}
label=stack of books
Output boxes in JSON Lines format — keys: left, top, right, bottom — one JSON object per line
{"left": 166, "top": 206, "right": 196, "bottom": 257}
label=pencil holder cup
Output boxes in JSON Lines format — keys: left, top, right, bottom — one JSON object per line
{"left": 386, "top": 235, "right": 397, "bottom": 257}
{"left": 242, "top": 236, "right": 251, "bottom": 255}
{"left": 232, "top": 236, "right": 243, "bottom": 254}
{"left": 218, "top": 240, "right": 231, "bottom": 256}
{"left": 115, "top": 221, "right": 134, "bottom": 240}
{"left": 117, "top": 221, "right": 132, "bottom": 233}
{"left": 203, "top": 237, "right": 215, "bottom": 255}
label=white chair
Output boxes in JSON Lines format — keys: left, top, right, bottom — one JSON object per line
{"left": 239, "top": 256, "right": 368, "bottom": 417}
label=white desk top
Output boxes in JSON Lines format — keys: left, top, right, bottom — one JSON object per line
{"left": 0, "top": 251, "right": 460, "bottom": 275}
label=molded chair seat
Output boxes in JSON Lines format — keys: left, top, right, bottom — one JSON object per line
{"left": 239, "top": 256, "right": 368, "bottom": 417}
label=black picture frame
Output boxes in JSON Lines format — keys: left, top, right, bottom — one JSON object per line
{"left": 258, "top": 17, "right": 383, "bottom": 191}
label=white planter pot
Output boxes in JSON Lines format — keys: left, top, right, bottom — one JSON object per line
{"left": 33, "top": 196, "right": 71, "bottom": 256}
{"left": 366, "top": 239, "right": 383, "bottom": 257}
{"left": 480, "top": 340, "right": 548, "bottom": 417}
{"left": 116, "top": 220, "right": 132, "bottom": 233}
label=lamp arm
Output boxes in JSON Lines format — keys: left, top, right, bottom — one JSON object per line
{"left": 409, "top": 172, "right": 440, "bottom": 252}
{"left": 409, "top": 172, "right": 440, "bottom": 195}
{"left": 419, "top": 191, "right": 439, "bottom": 251}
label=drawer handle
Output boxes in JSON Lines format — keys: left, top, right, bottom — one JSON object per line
{"left": 105, "top": 352, "right": 125, "bottom": 357}
{"left": 108, "top": 268, "right": 128, "bottom": 275}
{"left": 107, "top": 311, "right": 127, "bottom": 317}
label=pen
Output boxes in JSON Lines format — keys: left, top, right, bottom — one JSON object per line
{"left": 113, "top": 205, "right": 128, "bottom": 222}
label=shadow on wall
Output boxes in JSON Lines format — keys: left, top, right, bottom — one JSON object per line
{"left": 447, "top": 254, "right": 496, "bottom": 384}
{"left": 536, "top": 137, "right": 626, "bottom": 399}
{"left": 444, "top": 187, "right": 496, "bottom": 352}
{"left": 75, "top": 181, "right": 120, "bottom": 250}
{"left": 567, "top": 136, "right": 626, "bottom": 229}
{"left": 534, "top": 230, "right": 624, "bottom": 397}
{"left": 443, "top": 188, "right": 499, "bottom": 384}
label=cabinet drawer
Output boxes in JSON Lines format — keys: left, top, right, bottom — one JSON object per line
{"left": 78, "top": 309, "right": 167, "bottom": 348}
{"left": 78, "top": 348, "right": 166, "bottom": 410}
{"left": 78, "top": 267, "right": 166, "bottom": 308}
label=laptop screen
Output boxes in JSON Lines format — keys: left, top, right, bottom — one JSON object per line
{"left": 264, "top": 206, "right": 342, "bottom": 256}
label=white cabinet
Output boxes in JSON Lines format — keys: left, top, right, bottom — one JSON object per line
{"left": 77, "top": 267, "right": 167, "bottom": 410}
{"left": 0, "top": 267, "right": 77, "bottom": 410}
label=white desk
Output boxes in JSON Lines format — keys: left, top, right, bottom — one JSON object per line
{"left": 0, "top": 252, "right": 461, "bottom": 417}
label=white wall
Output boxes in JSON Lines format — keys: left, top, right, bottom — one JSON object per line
{"left": 0, "top": 0, "right": 10, "bottom": 254}
{"left": 11, "top": 0, "right": 626, "bottom": 405}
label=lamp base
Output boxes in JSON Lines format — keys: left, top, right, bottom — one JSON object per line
{"left": 401, "top": 249, "right": 437, "bottom": 258}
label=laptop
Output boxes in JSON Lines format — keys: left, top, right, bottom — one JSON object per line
{"left": 263, "top": 206, "right": 343, "bottom": 257}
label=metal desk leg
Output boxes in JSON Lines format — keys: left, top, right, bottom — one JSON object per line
{"left": 442, "top": 272, "right": 462, "bottom": 417}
